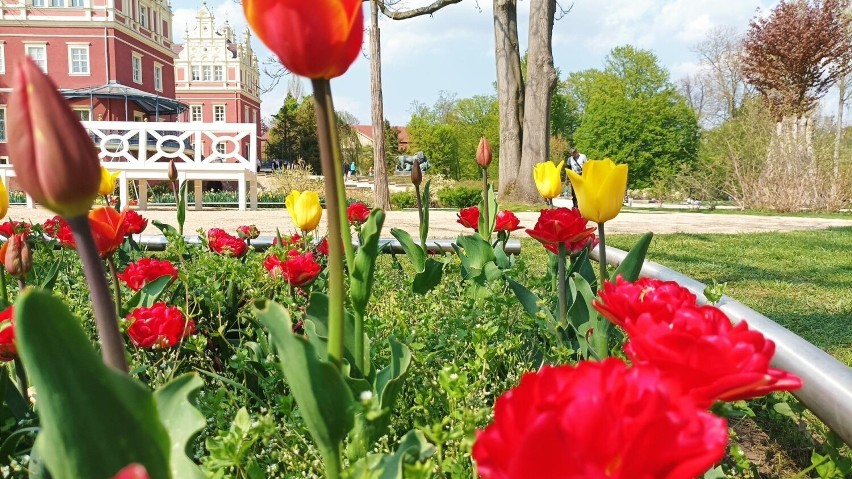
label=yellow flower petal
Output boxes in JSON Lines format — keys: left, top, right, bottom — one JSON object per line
{"left": 568, "top": 158, "right": 628, "bottom": 223}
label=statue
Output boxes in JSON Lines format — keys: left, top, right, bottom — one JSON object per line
{"left": 396, "top": 151, "right": 429, "bottom": 173}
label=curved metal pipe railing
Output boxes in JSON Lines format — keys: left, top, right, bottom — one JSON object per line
{"left": 591, "top": 246, "right": 852, "bottom": 446}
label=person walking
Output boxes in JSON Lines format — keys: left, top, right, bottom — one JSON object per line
{"left": 350, "top": 161, "right": 357, "bottom": 178}
{"left": 568, "top": 148, "right": 587, "bottom": 208}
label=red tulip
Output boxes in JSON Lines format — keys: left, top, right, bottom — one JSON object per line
{"left": 126, "top": 303, "right": 195, "bottom": 349}
{"left": 6, "top": 58, "right": 100, "bottom": 217}
{"left": 494, "top": 210, "right": 522, "bottom": 232}
{"left": 457, "top": 206, "right": 480, "bottom": 231}
{"left": 472, "top": 358, "right": 728, "bottom": 479}
{"left": 117, "top": 258, "right": 179, "bottom": 291}
{"left": 273, "top": 233, "right": 301, "bottom": 248}
{"left": 111, "top": 464, "right": 150, "bottom": 479}
{"left": 122, "top": 210, "right": 148, "bottom": 235}
{"left": 236, "top": 224, "right": 260, "bottom": 240}
{"left": 525, "top": 207, "right": 596, "bottom": 252}
{"left": 0, "top": 306, "right": 16, "bottom": 362}
{"left": 347, "top": 202, "right": 371, "bottom": 225}
{"left": 243, "top": 0, "right": 363, "bottom": 80}
{"left": 89, "top": 206, "right": 126, "bottom": 258}
{"left": 595, "top": 277, "right": 802, "bottom": 406}
{"left": 265, "top": 251, "right": 321, "bottom": 287}
{"left": 0, "top": 220, "right": 31, "bottom": 239}
{"left": 207, "top": 229, "right": 248, "bottom": 257}
{"left": 3, "top": 233, "right": 32, "bottom": 278}
{"left": 43, "top": 215, "right": 76, "bottom": 248}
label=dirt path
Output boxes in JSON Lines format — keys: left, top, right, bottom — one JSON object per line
{"left": 8, "top": 205, "right": 852, "bottom": 238}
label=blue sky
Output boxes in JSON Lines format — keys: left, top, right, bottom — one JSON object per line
{"left": 172, "top": 0, "right": 779, "bottom": 126}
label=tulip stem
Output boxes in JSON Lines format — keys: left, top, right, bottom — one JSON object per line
{"left": 107, "top": 256, "right": 122, "bottom": 320}
{"left": 0, "top": 267, "right": 8, "bottom": 306}
{"left": 481, "top": 168, "right": 489, "bottom": 237}
{"left": 14, "top": 357, "right": 28, "bottom": 401}
{"left": 414, "top": 183, "right": 424, "bottom": 249}
{"left": 597, "top": 222, "right": 608, "bottom": 287}
{"left": 311, "top": 79, "right": 348, "bottom": 367}
{"left": 558, "top": 242, "right": 567, "bottom": 327}
{"left": 67, "top": 215, "right": 129, "bottom": 373}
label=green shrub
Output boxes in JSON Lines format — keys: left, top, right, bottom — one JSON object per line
{"left": 437, "top": 185, "right": 482, "bottom": 208}
{"left": 390, "top": 191, "right": 416, "bottom": 209}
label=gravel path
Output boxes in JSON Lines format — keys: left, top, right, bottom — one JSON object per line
{"left": 7, "top": 205, "right": 852, "bottom": 239}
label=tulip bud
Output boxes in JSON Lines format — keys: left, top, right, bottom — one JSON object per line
{"left": 476, "top": 137, "right": 492, "bottom": 169}
{"left": 7, "top": 58, "right": 101, "bottom": 218}
{"left": 411, "top": 159, "right": 423, "bottom": 186}
{"left": 168, "top": 160, "right": 178, "bottom": 182}
{"left": 4, "top": 234, "right": 32, "bottom": 278}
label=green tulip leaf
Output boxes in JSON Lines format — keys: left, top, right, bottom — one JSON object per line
{"left": 152, "top": 219, "right": 178, "bottom": 238}
{"left": 350, "top": 209, "right": 385, "bottom": 317}
{"left": 390, "top": 228, "right": 426, "bottom": 273}
{"left": 477, "top": 184, "right": 498, "bottom": 239}
{"left": 494, "top": 242, "right": 512, "bottom": 270}
{"left": 15, "top": 289, "right": 171, "bottom": 479}
{"left": 306, "top": 294, "right": 371, "bottom": 379}
{"left": 370, "top": 336, "right": 412, "bottom": 444}
{"left": 0, "top": 367, "right": 28, "bottom": 421}
{"left": 455, "top": 234, "right": 496, "bottom": 278}
{"left": 255, "top": 299, "right": 355, "bottom": 473}
{"left": 124, "top": 275, "right": 175, "bottom": 314}
{"left": 569, "top": 276, "right": 609, "bottom": 359}
{"left": 345, "top": 429, "right": 435, "bottom": 479}
{"left": 612, "top": 232, "right": 653, "bottom": 282}
{"left": 506, "top": 277, "right": 542, "bottom": 317}
{"left": 154, "top": 374, "right": 207, "bottom": 479}
{"left": 38, "top": 260, "right": 61, "bottom": 291}
{"left": 412, "top": 258, "right": 444, "bottom": 295}
{"left": 177, "top": 181, "right": 188, "bottom": 235}
{"left": 419, "top": 180, "right": 431, "bottom": 248}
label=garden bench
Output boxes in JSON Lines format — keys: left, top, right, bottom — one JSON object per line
{"left": 0, "top": 121, "right": 260, "bottom": 211}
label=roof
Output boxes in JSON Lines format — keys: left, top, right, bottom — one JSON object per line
{"left": 352, "top": 125, "right": 409, "bottom": 144}
{"left": 61, "top": 82, "right": 188, "bottom": 115}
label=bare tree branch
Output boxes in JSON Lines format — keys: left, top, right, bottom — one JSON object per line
{"left": 374, "top": 0, "right": 463, "bottom": 20}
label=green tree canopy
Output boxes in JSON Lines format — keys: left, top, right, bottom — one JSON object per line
{"left": 567, "top": 45, "right": 700, "bottom": 188}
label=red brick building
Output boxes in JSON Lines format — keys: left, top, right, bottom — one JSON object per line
{"left": 0, "top": 0, "right": 261, "bottom": 162}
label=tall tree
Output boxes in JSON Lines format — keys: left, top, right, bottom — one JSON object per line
{"left": 517, "top": 0, "right": 558, "bottom": 201}
{"left": 568, "top": 46, "right": 700, "bottom": 188}
{"left": 742, "top": 0, "right": 852, "bottom": 207}
{"left": 493, "top": 0, "right": 524, "bottom": 196}
{"left": 691, "top": 27, "right": 753, "bottom": 125}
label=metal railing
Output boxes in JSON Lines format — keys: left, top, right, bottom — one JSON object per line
{"left": 591, "top": 246, "right": 852, "bottom": 446}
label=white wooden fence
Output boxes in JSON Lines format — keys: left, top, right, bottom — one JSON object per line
{"left": 1, "top": 121, "right": 259, "bottom": 211}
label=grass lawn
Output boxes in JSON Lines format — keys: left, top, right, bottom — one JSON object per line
{"left": 620, "top": 205, "right": 852, "bottom": 220}
{"left": 601, "top": 227, "right": 852, "bottom": 366}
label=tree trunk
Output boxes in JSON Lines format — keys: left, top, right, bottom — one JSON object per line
{"left": 832, "top": 74, "right": 846, "bottom": 200}
{"left": 370, "top": 0, "right": 391, "bottom": 210}
{"left": 493, "top": 0, "right": 524, "bottom": 197}
{"left": 516, "top": 0, "right": 557, "bottom": 202}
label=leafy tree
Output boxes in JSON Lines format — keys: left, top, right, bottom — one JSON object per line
{"left": 568, "top": 46, "right": 700, "bottom": 188}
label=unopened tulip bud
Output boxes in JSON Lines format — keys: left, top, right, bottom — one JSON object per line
{"left": 7, "top": 58, "right": 100, "bottom": 217}
{"left": 411, "top": 159, "right": 423, "bottom": 186}
{"left": 168, "top": 160, "right": 178, "bottom": 182}
{"left": 476, "top": 137, "right": 492, "bottom": 169}
{"left": 4, "top": 234, "right": 32, "bottom": 278}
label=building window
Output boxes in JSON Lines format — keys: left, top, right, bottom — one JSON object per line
{"left": 68, "top": 45, "right": 89, "bottom": 75}
{"left": 0, "top": 106, "right": 6, "bottom": 142}
{"left": 154, "top": 64, "right": 163, "bottom": 91}
{"left": 190, "top": 105, "right": 202, "bottom": 122}
{"left": 213, "top": 105, "right": 226, "bottom": 122}
{"left": 202, "top": 66, "right": 211, "bottom": 81}
{"left": 31, "top": 0, "right": 46, "bottom": 6}
{"left": 0, "top": 44, "right": 5, "bottom": 75}
{"left": 25, "top": 44, "right": 47, "bottom": 72}
{"left": 0, "top": 157, "right": 7, "bottom": 165}
{"left": 214, "top": 65, "right": 223, "bottom": 82}
{"left": 139, "top": 5, "right": 148, "bottom": 28}
{"left": 243, "top": 105, "right": 248, "bottom": 121}
{"left": 132, "top": 54, "right": 142, "bottom": 83}
{"left": 252, "top": 109, "right": 257, "bottom": 124}
{"left": 73, "top": 108, "right": 91, "bottom": 121}
{"left": 50, "top": 0, "right": 65, "bottom": 6}
{"left": 191, "top": 65, "right": 200, "bottom": 81}
{"left": 216, "top": 143, "right": 226, "bottom": 155}
{"left": 71, "top": 0, "right": 84, "bottom": 6}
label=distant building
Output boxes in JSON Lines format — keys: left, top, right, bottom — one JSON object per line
{"left": 0, "top": 0, "right": 261, "bottom": 162}
{"left": 173, "top": 4, "right": 261, "bottom": 160}
{"left": 352, "top": 125, "right": 410, "bottom": 153}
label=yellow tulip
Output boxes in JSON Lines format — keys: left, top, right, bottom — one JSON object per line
{"left": 533, "top": 160, "right": 564, "bottom": 200}
{"left": 0, "top": 181, "right": 8, "bottom": 219}
{"left": 567, "top": 158, "right": 628, "bottom": 223}
{"left": 285, "top": 190, "right": 322, "bottom": 232}
{"left": 98, "top": 166, "right": 121, "bottom": 196}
